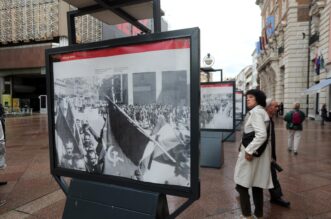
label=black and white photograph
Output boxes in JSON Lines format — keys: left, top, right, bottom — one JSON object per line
{"left": 51, "top": 38, "right": 192, "bottom": 187}
{"left": 235, "top": 91, "right": 243, "bottom": 121}
{"left": 200, "top": 82, "right": 235, "bottom": 131}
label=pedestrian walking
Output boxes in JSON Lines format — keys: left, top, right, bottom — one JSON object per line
{"left": 278, "top": 102, "right": 284, "bottom": 116}
{"left": 321, "top": 104, "right": 328, "bottom": 126}
{"left": 234, "top": 89, "right": 273, "bottom": 219}
{"left": 284, "top": 103, "right": 305, "bottom": 155}
{"left": 265, "top": 99, "right": 290, "bottom": 208}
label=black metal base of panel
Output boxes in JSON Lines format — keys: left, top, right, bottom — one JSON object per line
{"left": 200, "top": 131, "right": 223, "bottom": 168}
{"left": 62, "top": 179, "right": 169, "bottom": 219}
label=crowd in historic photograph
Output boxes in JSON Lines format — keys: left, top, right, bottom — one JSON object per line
{"left": 53, "top": 70, "right": 191, "bottom": 187}
{"left": 200, "top": 89, "right": 234, "bottom": 130}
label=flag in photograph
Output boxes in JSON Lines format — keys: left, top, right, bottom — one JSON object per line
{"left": 107, "top": 99, "right": 150, "bottom": 166}
{"left": 65, "top": 103, "right": 75, "bottom": 134}
{"left": 56, "top": 106, "right": 82, "bottom": 155}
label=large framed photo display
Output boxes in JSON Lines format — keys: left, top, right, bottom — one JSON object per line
{"left": 235, "top": 90, "right": 244, "bottom": 121}
{"left": 46, "top": 28, "right": 200, "bottom": 199}
{"left": 200, "top": 81, "right": 235, "bottom": 131}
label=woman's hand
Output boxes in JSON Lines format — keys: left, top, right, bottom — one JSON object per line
{"left": 245, "top": 152, "right": 253, "bottom": 161}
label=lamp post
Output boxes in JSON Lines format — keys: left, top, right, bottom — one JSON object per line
{"left": 203, "top": 53, "right": 215, "bottom": 67}
{"left": 201, "top": 53, "right": 223, "bottom": 82}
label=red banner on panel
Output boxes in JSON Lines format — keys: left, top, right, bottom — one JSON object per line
{"left": 201, "top": 83, "right": 233, "bottom": 88}
{"left": 55, "top": 38, "right": 190, "bottom": 62}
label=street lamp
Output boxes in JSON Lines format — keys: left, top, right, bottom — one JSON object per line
{"left": 203, "top": 53, "right": 215, "bottom": 67}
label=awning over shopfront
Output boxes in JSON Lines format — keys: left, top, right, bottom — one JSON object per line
{"left": 303, "top": 78, "right": 331, "bottom": 95}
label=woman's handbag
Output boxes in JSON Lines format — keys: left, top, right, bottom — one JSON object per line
{"left": 241, "top": 124, "right": 270, "bottom": 157}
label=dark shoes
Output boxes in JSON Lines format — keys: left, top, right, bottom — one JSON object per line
{"left": 270, "top": 197, "right": 290, "bottom": 208}
{"left": 294, "top": 151, "right": 298, "bottom": 155}
{"left": 0, "top": 181, "right": 7, "bottom": 186}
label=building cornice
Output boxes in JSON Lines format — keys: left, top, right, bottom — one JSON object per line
{"left": 309, "top": 0, "right": 326, "bottom": 16}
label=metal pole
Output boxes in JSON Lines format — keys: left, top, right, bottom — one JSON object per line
{"left": 153, "top": 0, "right": 161, "bottom": 33}
{"left": 67, "top": 11, "right": 76, "bottom": 45}
{"left": 306, "top": 1, "right": 312, "bottom": 116}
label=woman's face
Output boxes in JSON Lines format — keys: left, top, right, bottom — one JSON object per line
{"left": 246, "top": 94, "right": 257, "bottom": 109}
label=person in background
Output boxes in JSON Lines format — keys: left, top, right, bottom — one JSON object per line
{"left": 0, "top": 116, "right": 7, "bottom": 207}
{"left": 234, "top": 89, "right": 273, "bottom": 219}
{"left": 321, "top": 104, "right": 328, "bottom": 126}
{"left": 278, "top": 102, "right": 284, "bottom": 117}
{"left": 284, "top": 103, "right": 305, "bottom": 155}
{"left": 0, "top": 103, "right": 5, "bottom": 138}
{"left": 265, "top": 99, "right": 290, "bottom": 208}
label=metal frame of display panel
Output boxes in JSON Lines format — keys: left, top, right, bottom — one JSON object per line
{"left": 46, "top": 28, "right": 200, "bottom": 199}
{"left": 200, "top": 81, "right": 235, "bottom": 132}
{"left": 235, "top": 90, "right": 244, "bottom": 121}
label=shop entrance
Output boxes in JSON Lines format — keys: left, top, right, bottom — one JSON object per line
{"left": 11, "top": 74, "right": 46, "bottom": 112}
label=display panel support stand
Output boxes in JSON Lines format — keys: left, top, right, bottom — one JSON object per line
{"left": 62, "top": 179, "right": 169, "bottom": 219}
{"left": 200, "top": 131, "right": 223, "bottom": 168}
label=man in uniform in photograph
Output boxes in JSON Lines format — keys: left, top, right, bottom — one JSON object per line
{"left": 83, "top": 133, "right": 94, "bottom": 151}
{"left": 60, "top": 141, "right": 75, "bottom": 168}
{"left": 85, "top": 149, "right": 103, "bottom": 173}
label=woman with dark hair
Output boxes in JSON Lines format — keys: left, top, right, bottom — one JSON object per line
{"left": 234, "top": 89, "right": 273, "bottom": 219}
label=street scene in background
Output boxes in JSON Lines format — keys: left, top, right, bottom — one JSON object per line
{"left": 52, "top": 39, "right": 192, "bottom": 187}
{"left": 235, "top": 91, "right": 243, "bottom": 121}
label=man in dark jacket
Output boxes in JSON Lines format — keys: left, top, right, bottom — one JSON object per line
{"left": 266, "top": 99, "right": 290, "bottom": 208}
{"left": 284, "top": 103, "right": 305, "bottom": 155}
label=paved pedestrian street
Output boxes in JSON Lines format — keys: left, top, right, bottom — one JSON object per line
{"left": 0, "top": 114, "right": 331, "bottom": 218}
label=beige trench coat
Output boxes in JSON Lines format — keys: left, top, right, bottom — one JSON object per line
{"left": 234, "top": 105, "right": 273, "bottom": 189}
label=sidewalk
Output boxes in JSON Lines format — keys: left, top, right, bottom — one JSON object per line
{"left": 0, "top": 115, "right": 331, "bottom": 218}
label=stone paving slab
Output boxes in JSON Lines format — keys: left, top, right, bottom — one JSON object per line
{"left": 0, "top": 115, "right": 331, "bottom": 218}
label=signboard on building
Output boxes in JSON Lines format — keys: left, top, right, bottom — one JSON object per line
{"left": 266, "top": 16, "right": 275, "bottom": 38}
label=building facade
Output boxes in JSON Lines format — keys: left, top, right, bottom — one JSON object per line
{"left": 307, "top": 0, "right": 331, "bottom": 118}
{"left": 0, "top": 0, "right": 102, "bottom": 112}
{"left": 0, "top": 0, "right": 167, "bottom": 112}
{"left": 255, "top": 0, "right": 312, "bottom": 115}
{"left": 235, "top": 65, "right": 253, "bottom": 92}
{"left": 256, "top": 0, "right": 331, "bottom": 118}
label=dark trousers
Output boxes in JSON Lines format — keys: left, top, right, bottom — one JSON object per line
{"left": 269, "top": 163, "right": 283, "bottom": 199}
{"left": 236, "top": 184, "right": 263, "bottom": 217}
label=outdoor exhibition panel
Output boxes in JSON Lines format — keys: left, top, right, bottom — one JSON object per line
{"left": 235, "top": 90, "right": 243, "bottom": 121}
{"left": 46, "top": 28, "right": 200, "bottom": 199}
{"left": 200, "top": 81, "right": 235, "bottom": 132}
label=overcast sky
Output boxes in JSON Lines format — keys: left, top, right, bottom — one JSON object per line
{"left": 161, "top": 0, "right": 261, "bottom": 79}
